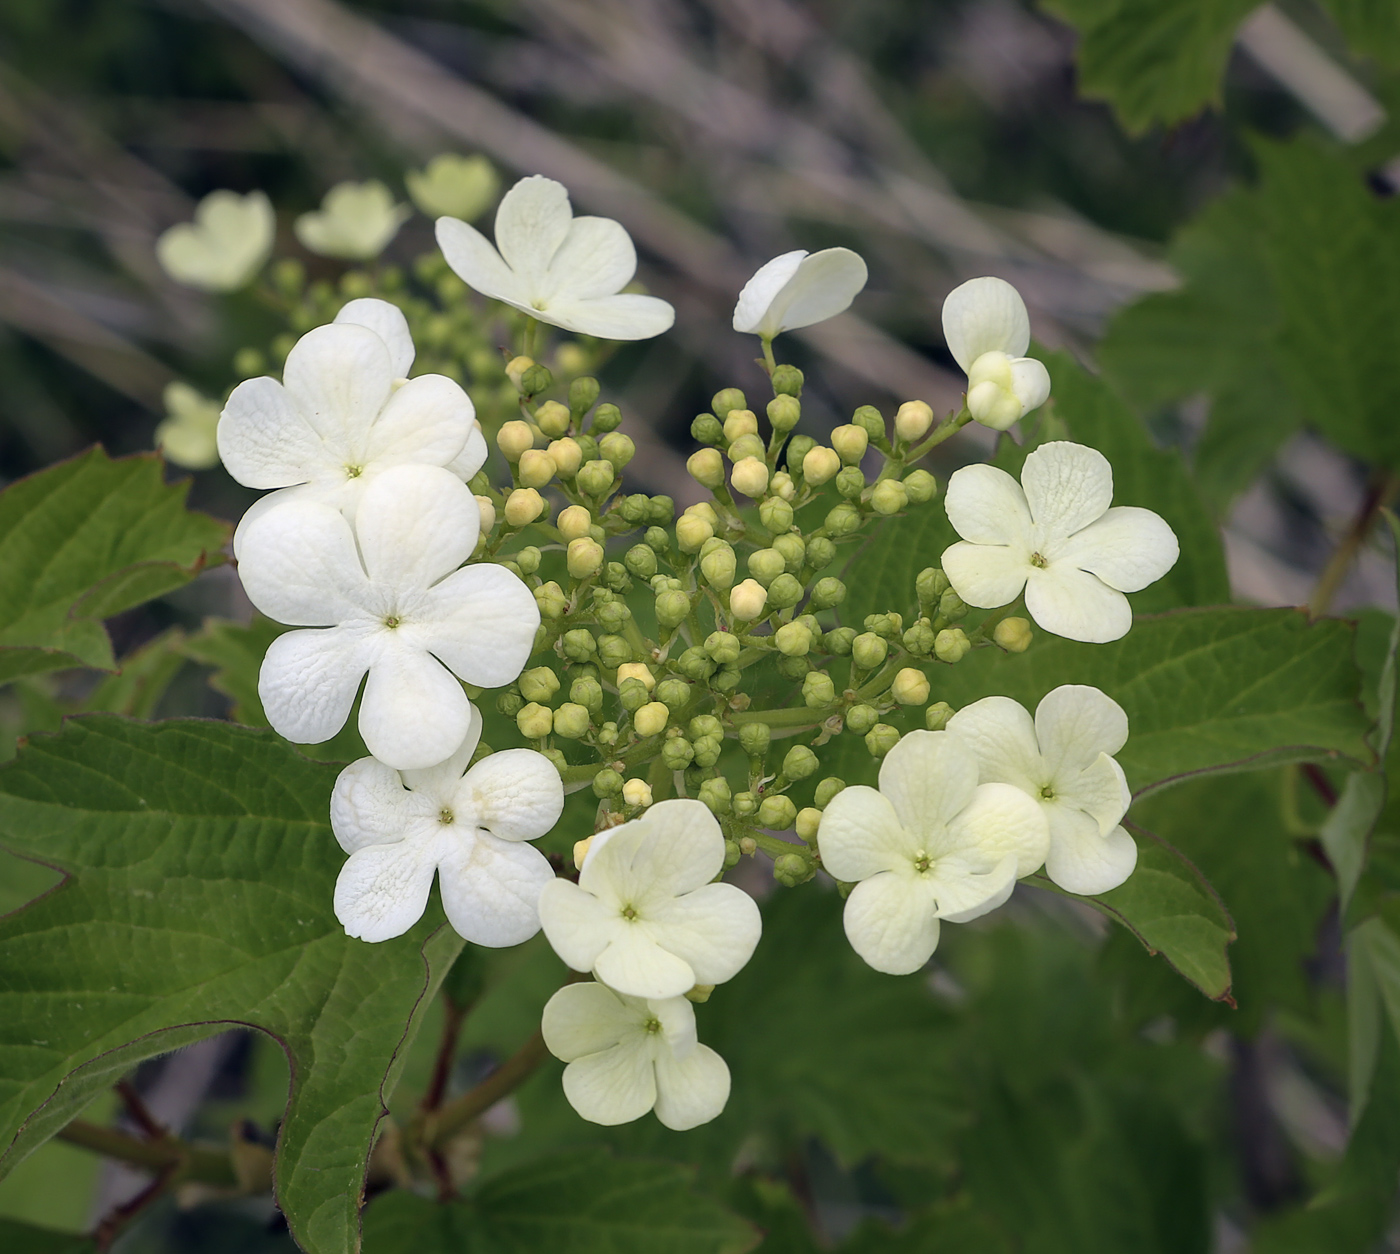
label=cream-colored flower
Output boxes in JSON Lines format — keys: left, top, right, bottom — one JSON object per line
{"left": 733, "top": 249, "right": 868, "bottom": 339}
{"left": 156, "top": 190, "right": 274, "bottom": 292}
{"left": 155, "top": 383, "right": 222, "bottom": 470}
{"left": 941, "top": 277, "right": 1051, "bottom": 430}
{"left": 406, "top": 154, "right": 500, "bottom": 221}
{"left": 295, "top": 181, "right": 409, "bottom": 260}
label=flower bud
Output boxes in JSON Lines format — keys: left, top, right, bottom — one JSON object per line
{"left": 938, "top": 588, "right": 968, "bottom": 621}
{"left": 558, "top": 504, "right": 592, "bottom": 541}
{"left": 723, "top": 409, "right": 759, "bottom": 442}
{"left": 567, "top": 537, "right": 605, "bottom": 580}
{"left": 815, "top": 777, "right": 846, "bottom": 809}
{"left": 772, "top": 533, "right": 805, "bottom": 571}
{"left": 597, "top": 723, "right": 619, "bottom": 748}
{"left": 934, "top": 628, "right": 971, "bottom": 663}
{"left": 870, "top": 479, "right": 908, "bottom": 516}
{"left": 917, "top": 567, "right": 950, "bottom": 604}
{"left": 705, "top": 631, "right": 741, "bottom": 664}
{"left": 534, "top": 400, "right": 571, "bottom": 439}
{"left": 678, "top": 646, "right": 715, "bottom": 681}
{"left": 712, "top": 387, "right": 747, "bottom": 418}
{"left": 830, "top": 424, "right": 869, "bottom": 465}
{"left": 895, "top": 400, "right": 934, "bottom": 443}
{"left": 744, "top": 548, "right": 783, "bottom": 588}
{"left": 622, "top": 778, "right": 653, "bottom": 808}
{"left": 692, "top": 734, "right": 723, "bottom": 768}
{"left": 496, "top": 691, "right": 523, "bottom": 716}
{"left": 903, "top": 619, "right": 937, "bottom": 656}
{"left": 653, "top": 677, "right": 689, "bottom": 710}
{"left": 775, "top": 622, "right": 812, "bottom": 656}
{"left": 698, "top": 777, "right": 732, "bottom": 815}
{"left": 700, "top": 543, "right": 737, "bottom": 590}
{"left": 597, "top": 601, "right": 630, "bottom": 633}
{"left": 591, "top": 402, "right": 622, "bottom": 434}
{"left": 782, "top": 745, "right": 819, "bottom": 781}
{"left": 845, "top": 703, "right": 878, "bottom": 735}
{"left": 903, "top": 469, "right": 938, "bottom": 503}
{"left": 634, "top": 701, "right": 670, "bottom": 737}
{"left": 729, "top": 579, "right": 768, "bottom": 622}
{"left": 835, "top": 466, "right": 866, "bottom": 500}
{"left": 806, "top": 536, "right": 836, "bottom": 569}
{"left": 772, "top": 851, "right": 812, "bottom": 887}
{"left": 892, "top": 668, "right": 931, "bottom": 705}
{"left": 516, "top": 702, "right": 553, "bottom": 738}
{"left": 733, "top": 791, "right": 759, "bottom": 817}
{"left": 553, "top": 702, "right": 591, "bottom": 739}
{"left": 671, "top": 514, "right": 710, "bottom": 554}
{"left": 576, "top": 459, "right": 616, "bottom": 497}
{"left": 759, "top": 497, "right": 794, "bottom": 533}
{"left": 802, "top": 446, "right": 840, "bottom": 486}
{"left": 865, "top": 723, "right": 900, "bottom": 757}
{"left": 599, "top": 432, "right": 635, "bottom": 471}
{"left": 515, "top": 546, "right": 542, "bottom": 576}
{"left": 498, "top": 419, "right": 535, "bottom": 462}
{"left": 994, "top": 617, "right": 1033, "bottom": 653}
{"left": 769, "top": 471, "right": 796, "bottom": 502}
{"left": 776, "top": 654, "right": 811, "bottom": 680}
{"left": 802, "top": 670, "right": 836, "bottom": 707}
{"left": 685, "top": 501, "right": 718, "bottom": 526}
{"left": 808, "top": 577, "right": 846, "bottom": 610}
{"left": 618, "top": 677, "right": 650, "bottom": 712}
{"left": 691, "top": 413, "right": 723, "bottom": 445}
{"left": 852, "top": 405, "right": 885, "bottom": 444}
{"left": 786, "top": 434, "right": 816, "bottom": 470}
{"left": 563, "top": 630, "right": 598, "bottom": 663}
{"left": 824, "top": 503, "right": 861, "bottom": 536}
{"left": 568, "top": 375, "right": 600, "bottom": 414}
{"left": 687, "top": 448, "right": 725, "bottom": 489}
{"left": 796, "top": 808, "right": 822, "bottom": 842}
{"left": 725, "top": 434, "right": 763, "bottom": 465}
{"left": 731, "top": 456, "right": 770, "bottom": 499}
{"left": 686, "top": 715, "right": 719, "bottom": 740}
{"left": 548, "top": 438, "right": 583, "bottom": 479}
{"left": 655, "top": 589, "right": 691, "bottom": 629}
{"left": 504, "top": 488, "right": 544, "bottom": 528}
{"left": 758, "top": 795, "right": 798, "bottom": 830}
{"left": 616, "top": 662, "right": 655, "bottom": 691}
{"left": 767, "top": 394, "right": 801, "bottom": 433}
{"left": 852, "top": 632, "right": 888, "bottom": 670}
{"left": 533, "top": 581, "right": 567, "bottom": 619}
{"left": 519, "top": 666, "right": 560, "bottom": 704}
{"left": 599, "top": 635, "right": 634, "bottom": 670}
{"left": 618, "top": 494, "right": 649, "bottom": 524}
{"left": 475, "top": 495, "right": 496, "bottom": 534}
{"left": 592, "top": 768, "right": 623, "bottom": 798}
{"left": 570, "top": 675, "right": 604, "bottom": 712}
{"left": 520, "top": 363, "right": 553, "bottom": 396}
{"left": 738, "top": 722, "right": 771, "bottom": 758}
{"left": 517, "top": 448, "right": 554, "bottom": 489}
{"left": 576, "top": 433, "right": 601, "bottom": 463}
{"left": 770, "top": 363, "right": 804, "bottom": 396}
{"left": 824, "top": 626, "right": 856, "bottom": 656}
{"left": 572, "top": 835, "right": 594, "bottom": 869}
{"left": 661, "top": 736, "right": 695, "bottom": 770}
{"left": 648, "top": 496, "right": 675, "bottom": 525}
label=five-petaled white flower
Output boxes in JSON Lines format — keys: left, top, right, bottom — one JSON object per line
{"left": 294, "top": 180, "right": 409, "bottom": 260}
{"left": 537, "top": 799, "right": 761, "bottom": 999}
{"left": 816, "top": 730, "right": 1048, "bottom": 976}
{"left": 330, "top": 706, "right": 563, "bottom": 944}
{"left": 436, "top": 175, "right": 674, "bottom": 340}
{"left": 156, "top": 190, "right": 274, "bottom": 292}
{"left": 220, "top": 298, "right": 486, "bottom": 555}
{"left": 542, "top": 982, "right": 730, "bottom": 1130}
{"left": 732, "top": 248, "right": 869, "bottom": 340}
{"left": 947, "top": 686, "right": 1137, "bottom": 896}
{"left": 940, "top": 441, "right": 1179, "bottom": 644}
{"left": 237, "top": 462, "right": 539, "bottom": 770}
{"left": 941, "top": 276, "right": 1051, "bottom": 430}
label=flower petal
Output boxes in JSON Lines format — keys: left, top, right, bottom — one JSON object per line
{"left": 940, "top": 540, "right": 1031, "bottom": 610}
{"left": 646, "top": 883, "right": 761, "bottom": 987}
{"left": 448, "top": 424, "right": 489, "bottom": 481}
{"left": 1053, "top": 506, "right": 1180, "bottom": 594}
{"left": 1045, "top": 814, "right": 1138, "bottom": 896}
{"left": 359, "top": 643, "right": 473, "bottom": 771}
{"left": 538, "top": 879, "right": 619, "bottom": 973}
{"left": 258, "top": 627, "right": 371, "bottom": 746}
{"left": 653, "top": 1043, "right": 730, "bottom": 1131}
{"left": 943, "top": 464, "right": 1033, "bottom": 546}
{"left": 535, "top": 293, "right": 674, "bottom": 340}
{"left": 932, "top": 851, "right": 1019, "bottom": 923}
{"left": 1049, "top": 755, "right": 1129, "bottom": 840}
{"left": 842, "top": 872, "right": 940, "bottom": 975}
{"left": 544, "top": 215, "right": 636, "bottom": 299}
{"left": 542, "top": 982, "right": 638, "bottom": 1062}
{"left": 1021, "top": 441, "right": 1112, "bottom": 538}
{"left": 413, "top": 563, "right": 540, "bottom": 688}
{"left": 334, "top": 297, "right": 415, "bottom": 378}
{"left": 650, "top": 995, "right": 698, "bottom": 1058}
{"left": 945, "top": 696, "right": 1043, "bottom": 793}
{"left": 1025, "top": 565, "right": 1132, "bottom": 643}
{"left": 355, "top": 464, "right": 479, "bottom": 588}
{"left": 744, "top": 248, "right": 867, "bottom": 337}
{"left": 400, "top": 705, "right": 484, "bottom": 799}
{"left": 1009, "top": 356, "right": 1051, "bottom": 414}
{"left": 879, "top": 730, "right": 980, "bottom": 836}
{"left": 815, "top": 786, "right": 913, "bottom": 882}
{"left": 561, "top": 1040, "right": 657, "bottom": 1127}
{"left": 732, "top": 251, "right": 806, "bottom": 334}
{"left": 458, "top": 748, "right": 564, "bottom": 842}
{"left": 944, "top": 781, "right": 1049, "bottom": 877}
{"left": 434, "top": 216, "right": 526, "bottom": 305}
{"left": 594, "top": 924, "right": 698, "bottom": 1001}
{"left": 622, "top": 799, "right": 726, "bottom": 898}
{"left": 362, "top": 375, "right": 475, "bottom": 471}
{"left": 333, "top": 832, "right": 440, "bottom": 942}
{"left": 1034, "top": 685, "right": 1129, "bottom": 773}
{"left": 237, "top": 498, "right": 369, "bottom": 625}
{"left": 281, "top": 323, "right": 394, "bottom": 452}
{"left": 437, "top": 830, "right": 554, "bottom": 946}
{"left": 217, "top": 377, "right": 330, "bottom": 490}
{"left": 494, "top": 175, "right": 573, "bottom": 286}
{"left": 941, "top": 276, "right": 1031, "bottom": 374}
{"left": 331, "top": 755, "right": 417, "bottom": 853}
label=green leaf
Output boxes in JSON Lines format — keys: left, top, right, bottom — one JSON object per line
{"left": 0, "top": 449, "right": 228, "bottom": 682}
{"left": 0, "top": 718, "right": 462, "bottom": 1254}
{"left": 361, "top": 1150, "right": 757, "bottom": 1254}
{"left": 83, "top": 629, "right": 187, "bottom": 719}
{"left": 1323, "top": 771, "right": 1386, "bottom": 914}
{"left": 0, "top": 1218, "right": 95, "bottom": 1253}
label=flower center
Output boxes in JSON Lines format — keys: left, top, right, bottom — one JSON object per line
{"left": 438, "top": 807, "right": 455, "bottom": 825}
{"left": 643, "top": 1016, "right": 661, "bottom": 1035}
{"left": 383, "top": 615, "right": 401, "bottom": 629}
{"left": 1039, "top": 784, "right": 1055, "bottom": 800}
{"left": 1029, "top": 552, "right": 1047, "bottom": 568}
{"left": 620, "top": 904, "right": 640, "bottom": 921}
{"left": 345, "top": 464, "right": 364, "bottom": 479}
{"left": 913, "top": 851, "right": 933, "bottom": 875}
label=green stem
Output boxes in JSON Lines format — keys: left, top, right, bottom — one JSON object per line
{"left": 760, "top": 336, "right": 777, "bottom": 377}
{"left": 426, "top": 1030, "right": 550, "bottom": 1149}
{"left": 56, "top": 1121, "right": 241, "bottom": 1189}
{"left": 730, "top": 703, "right": 836, "bottom": 729}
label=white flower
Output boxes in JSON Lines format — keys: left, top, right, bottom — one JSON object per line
{"left": 156, "top": 382, "right": 222, "bottom": 470}
{"left": 407, "top": 153, "right": 500, "bottom": 221}
{"left": 237, "top": 462, "right": 539, "bottom": 770}
{"left": 816, "top": 730, "right": 1048, "bottom": 976}
{"left": 940, "top": 441, "right": 1179, "bottom": 644}
{"left": 219, "top": 298, "right": 486, "bottom": 555}
{"left": 156, "top": 190, "right": 274, "bottom": 292}
{"left": 330, "top": 707, "right": 563, "bottom": 943}
{"left": 542, "top": 982, "right": 729, "bottom": 1130}
{"left": 941, "top": 277, "right": 1051, "bottom": 430}
{"left": 732, "top": 248, "right": 868, "bottom": 339}
{"left": 947, "top": 686, "right": 1137, "bottom": 896}
{"left": 537, "top": 799, "right": 761, "bottom": 1000}
{"left": 295, "top": 181, "right": 409, "bottom": 259}
{"left": 435, "top": 175, "right": 674, "bottom": 340}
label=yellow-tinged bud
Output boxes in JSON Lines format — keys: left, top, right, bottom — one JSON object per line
{"left": 729, "top": 578, "right": 768, "bottom": 622}
{"left": 474, "top": 495, "right": 496, "bottom": 533}
{"left": 727, "top": 433, "right": 765, "bottom": 463}
{"left": 573, "top": 836, "right": 593, "bottom": 869}
{"left": 548, "top": 437, "right": 583, "bottom": 478}
{"left": 731, "top": 456, "right": 770, "bottom": 499}
{"left": 504, "top": 487, "right": 545, "bottom": 527}
{"left": 553, "top": 702, "right": 591, "bottom": 739}
{"left": 830, "top": 424, "right": 869, "bottom": 465}
{"left": 895, "top": 400, "right": 935, "bottom": 442}
{"left": 675, "top": 513, "right": 714, "bottom": 553}
{"left": 622, "top": 778, "right": 653, "bottom": 808}
{"left": 517, "top": 448, "right": 554, "bottom": 488}
{"left": 498, "top": 419, "right": 535, "bottom": 462}
{"left": 796, "top": 807, "right": 822, "bottom": 842}
{"left": 994, "top": 616, "right": 1033, "bottom": 653}
{"left": 687, "top": 447, "right": 726, "bottom": 489}
{"left": 599, "top": 432, "right": 635, "bottom": 470}
{"left": 685, "top": 501, "right": 719, "bottom": 525}
{"left": 700, "top": 543, "right": 737, "bottom": 590}
{"left": 505, "top": 355, "right": 534, "bottom": 388}
{"left": 870, "top": 479, "right": 908, "bottom": 516}
{"left": 774, "top": 622, "right": 812, "bottom": 656}
{"left": 770, "top": 471, "right": 796, "bottom": 501}
{"left": 567, "top": 537, "right": 605, "bottom": 580}
{"left": 892, "top": 667, "right": 931, "bottom": 705}
{"left": 802, "top": 446, "right": 840, "bottom": 486}
{"left": 634, "top": 701, "right": 669, "bottom": 737}
{"left": 535, "top": 399, "right": 571, "bottom": 439}
{"left": 934, "top": 627, "right": 971, "bottom": 664}
{"left": 557, "top": 504, "right": 592, "bottom": 542}
{"left": 516, "top": 702, "right": 553, "bottom": 738}
{"left": 616, "top": 662, "right": 655, "bottom": 691}
{"left": 723, "top": 409, "right": 759, "bottom": 441}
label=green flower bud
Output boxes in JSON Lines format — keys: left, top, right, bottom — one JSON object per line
{"left": 534, "top": 581, "right": 567, "bottom": 619}
{"left": 785, "top": 434, "right": 816, "bottom": 470}
{"left": 561, "top": 629, "right": 598, "bottom": 662}
{"left": 691, "top": 734, "right": 723, "bottom": 768}
{"left": 576, "top": 433, "right": 600, "bottom": 463}
{"left": 677, "top": 646, "right": 716, "bottom": 681}
{"left": 517, "top": 449, "right": 555, "bottom": 489}
{"left": 892, "top": 668, "right": 930, "bottom": 706}
{"left": 553, "top": 702, "right": 591, "bottom": 739}
{"left": 776, "top": 654, "right": 810, "bottom": 680}
{"left": 772, "top": 532, "right": 805, "bottom": 571}
{"left": 803, "top": 670, "right": 836, "bottom": 707}
{"left": 699, "top": 777, "right": 733, "bottom": 815}
{"left": 831, "top": 424, "right": 869, "bottom": 465}
{"left": 903, "top": 469, "right": 938, "bottom": 503}
{"left": 782, "top": 744, "right": 819, "bottom": 780}
{"left": 519, "top": 363, "right": 553, "bottom": 396}
{"left": 598, "top": 634, "right": 633, "bottom": 669}
{"left": 700, "top": 543, "right": 737, "bottom": 590}
{"left": 852, "top": 632, "right": 888, "bottom": 670}
{"left": 743, "top": 549, "right": 781, "bottom": 588}
{"left": 994, "top": 617, "right": 1033, "bottom": 653}
{"left": 619, "top": 677, "right": 651, "bottom": 712}
{"left": 616, "top": 493, "right": 648, "bottom": 524}
{"left": 661, "top": 737, "right": 695, "bottom": 770}
{"left": 815, "top": 776, "right": 846, "bottom": 808}
{"left": 577, "top": 459, "right": 616, "bottom": 496}
{"left": 852, "top": 405, "right": 885, "bottom": 443}
{"left": 686, "top": 448, "right": 726, "bottom": 490}
{"left": 516, "top": 702, "right": 553, "bottom": 738}
{"left": 934, "top": 628, "right": 971, "bottom": 664}
{"left": 495, "top": 691, "right": 523, "bottom": 717}
{"left": 805, "top": 536, "right": 836, "bottom": 570}
{"left": 691, "top": 413, "right": 723, "bottom": 445}
{"left": 535, "top": 399, "right": 572, "bottom": 440}
{"left": 510, "top": 546, "right": 539, "bottom": 576}
{"left": 649, "top": 496, "right": 675, "bottom": 525}
{"left": 938, "top": 588, "right": 968, "bottom": 621}
{"left": 599, "top": 431, "right": 635, "bottom": 470}
{"left": 596, "top": 601, "right": 629, "bottom": 633}
{"left": 865, "top": 723, "right": 900, "bottom": 757}
{"left": 644, "top": 525, "right": 670, "bottom": 552}
{"left": 519, "top": 666, "right": 560, "bottom": 704}
{"left": 593, "top": 768, "right": 623, "bottom": 798}
{"left": 689, "top": 715, "right": 722, "bottom": 740}
{"left": 767, "top": 573, "right": 803, "bottom": 609}
{"left": 902, "top": 619, "right": 937, "bottom": 657}
{"left": 567, "top": 537, "right": 605, "bottom": 580}
{"left": 591, "top": 402, "right": 623, "bottom": 433}
{"left": 810, "top": 577, "right": 847, "bottom": 609}
{"left": 597, "top": 720, "right": 619, "bottom": 746}
{"left": 733, "top": 790, "right": 759, "bottom": 817}
{"left": 569, "top": 375, "right": 601, "bottom": 414}
{"left": 705, "top": 631, "right": 742, "bottom": 665}
{"left": 824, "top": 503, "right": 861, "bottom": 536}
{"left": 770, "top": 364, "right": 804, "bottom": 397}
{"left": 759, "top": 497, "right": 795, "bottom": 534}
{"left": 712, "top": 387, "right": 747, "bottom": 419}
{"left": 865, "top": 612, "right": 903, "bottom": 640}
{"left": 758, "top": 794, "right": 798, "bottom": 830}
{"left": 728, "top": 433, "right": 766, "bottom": 464}
{"left": 723, "top": 840, "right": 741, "bottom": 869}
{"left": 772, "top": 851, "right": 812, "bottom": 888}
{"left": 824, "top": 626, "right": 857, "bottom": 656}
{"left": 796, "top": 807, "right": 822, "bottom": 842}
{"left": 835, "top": 466, "right": 865, "bottom": 500}
{"left": 569, "top": 676, "right": 604, "bottom": 712}
{"left": 870, "top": 479, "right": 908, "bottom": 515}
{"left": 767, "top": 393, "right": 801, "bottom": 432}
{"left": 656, "top": 677, "right": 691, "bottom": 709}
{"left": 655, "top": 589, "right": 691, "bottom": 629}
{"left": 846, "top": 703, "right": 878, "bottom": 735}
{"left": 603, "top": 562, "right": 632, "bottom": 593}
{"left": 917, "top": 567, "right": 950, "bottom": 604}
{"left": 621, "top": 544, "right": 656, "bottom": 580}
{"left": 774, "top": 621, "right": 813, "bottom": 656}
{"left": 739, "top": 722, "right": 771, "bottom": 758}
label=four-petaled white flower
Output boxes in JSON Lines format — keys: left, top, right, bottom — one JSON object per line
{"left": 331, "top": 707, "right": 563, "bottom": 944}
{"left": 542, "top": 982, "right": 730, "bottom": 1130}
{"left": 941, "top": 441, "right": 1179, "bottom": 644}
{"left": 947, "top": 686, "right": 1137, "bottom": 896}
{"left": 436, "top": 175, "right": 674, "bottom": 340}
{"left": 537, "top": 799, "right": 761, "bottom": 999}
{"left": 294, "top": 180, "right": 410, "bottom": 260}
{"left": 219, "top": 298, "right": 486, "bottom": 555}
{"left": 732, "top": 248, "right": 868, "bottom": 340}
{"left": 156, "top": 190, "right": 274, "bottom": 292}
{"left": 156, "top": 382, "right": 222, "bottom": 471}
{"left": 816, "top": 730, "right": 1048, "bottom": 976}
{"left": 237, "top": 462, "right": 539, "bottom": 770}
{"left": 941, "top": 277, "right": 1051, "bottom": 430}
{"left": 407, "top": 153, "right": 500, "bottom": 221}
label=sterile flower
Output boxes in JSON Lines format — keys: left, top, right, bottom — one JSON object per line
{"left": 407, "top": 153, "right": 500, "bottom": 221}
{"left": 156, "top": 189, "right": 274, "bottom": 292}
{"left": 940, "top": 441, "right": 1179, "bottom": 644}
{"left": 947, "top": 686, "right": 1136, "bottom": 896}
{"left": 330, "top": 707, "right": 563, "bottom": 944}
{"left": 732, "top": 248, "right": 868, "bottom": 339}
{"left": 542, "top": 982, "right": 729, "bottom": 1130}
{"left": 295, "top": 181, "right": 409, "bottom": 259}
{"left": 155, "top": 382, "right": 222, "bottom": 470}
{"left": 537, "top": 799, "right": 761, "bottom": 999}
{"left": 219, "top": 298, "right": 486, "bottom": 554}
{"left": 816, "top": 730, "right": 1048, "bottom": 976}
{"left": 435, "top": 175, "right": 674, "bottom": 340}
{"left": 941, "top": 276, "right": 1051, "bottom": 430}
{"left": 237, "top": 463, "right": 539, "bottom": 770}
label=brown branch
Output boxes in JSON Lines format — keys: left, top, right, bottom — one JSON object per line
{"left": 419, "top": 1000, "right": 466, "bottom": 1117}
{"left": 1308, "top": 472, "right": 1400, "bottom": 618}
{"left": 115, "top": 1080, "right": 167, "bottom": 1142}
{"left": 425, "top": 1030, "right": 550, "bottom": 1150}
